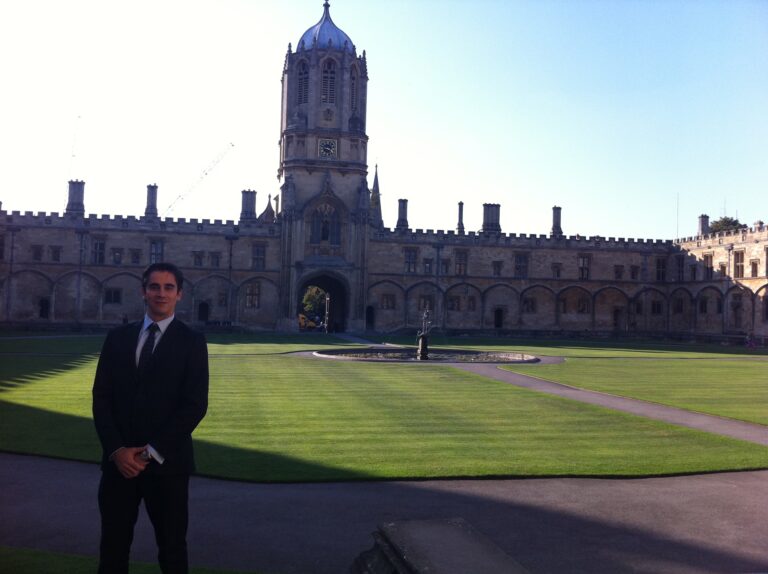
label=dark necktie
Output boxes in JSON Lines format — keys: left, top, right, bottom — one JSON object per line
{"left": 138, "top": 323, "right": 159, "bottom": 374}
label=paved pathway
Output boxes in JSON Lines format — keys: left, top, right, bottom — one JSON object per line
{"left": 3, "top": 452, "right": 768, "bottom": 574}
{"left": 452, "top": 362, "right": 768, "bottom": 447}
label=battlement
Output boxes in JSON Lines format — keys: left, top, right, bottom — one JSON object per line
{"left": 675, "top": 221, "right": 767, "bottom": 247}
{"left": 0, "top": 209, "right": 279, "bottom": 236}
{"left": 375, "top": 227, "right": 673, "bottom": 251}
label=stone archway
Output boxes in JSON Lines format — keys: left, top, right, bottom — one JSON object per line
{"left": 298, "top": 274, "right": 348, "bottom": 333}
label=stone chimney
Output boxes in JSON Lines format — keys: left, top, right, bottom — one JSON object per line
{"left": 240, "top": 190, "right": 257, "bottom": 222}
{"left": 145, "top": 184, "right": 158, "bottom": 218}
{"left": 698, "top": 214, "right": 710, "bottom": 236}
{"left": 457, "top": 202, "right": 465, "bottom": 235}
{"left": 551, "top": 205, "right": 563, "bottom": 238}
{"left": 481, "top": 203, "right": 501, "bottom": 233}
{"left": 396, "top": 199, "right": 409, "bottom": 231}
{"left": 65, "top": 180, "right": 85, "bottom": 216}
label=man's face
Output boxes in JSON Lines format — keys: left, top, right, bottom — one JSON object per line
{"left": 142, "top": 271, "right": 182, "bottom": 321}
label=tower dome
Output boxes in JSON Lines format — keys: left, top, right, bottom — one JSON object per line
{"left": 297, "top": 1, "right": 355, "bottom": 53}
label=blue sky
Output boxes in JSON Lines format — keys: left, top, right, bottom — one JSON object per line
{"left": 1, "top": 0, "right": 765, "bottom": 239}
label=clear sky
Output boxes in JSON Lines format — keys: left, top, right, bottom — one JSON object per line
{"left": 1, "top": 0, "right": 765, "bottom": 239}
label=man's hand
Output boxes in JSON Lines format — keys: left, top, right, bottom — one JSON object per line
{"left": 112, "top": 447, "right": 149, "bottom": 478}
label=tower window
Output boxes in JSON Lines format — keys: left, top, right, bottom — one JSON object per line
{"left": 350, "top": 67, "right": 358, "bottom": 111}
{"left": 322, "top": 59, "right": 336, "bottom": 104}
{"left": 297, "top": 61, "right": 309, "bottom": 105}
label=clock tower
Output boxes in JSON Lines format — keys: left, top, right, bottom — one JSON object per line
{"left": 276, "top": 1, "right": 372, "bottom": 332}
{"left": 278, "top": 0, "right": 369, "bottom": 205}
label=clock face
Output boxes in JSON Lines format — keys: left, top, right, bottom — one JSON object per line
{"left": 318, "top": 138, "right": 337, "bottom": 159}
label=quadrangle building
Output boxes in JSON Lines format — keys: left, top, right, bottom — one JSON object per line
{"left": 1, "top": 2, "right": 767, "bottom": 340}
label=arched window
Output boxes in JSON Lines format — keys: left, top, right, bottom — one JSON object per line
{"left": 311, "top": 211, "right": 323, "bottom": 243}
{"left": 297, "top": 61, "right": 309, "bottom": 105}
{"left": 330, "top": 212, "right": 341, "bottom": 245}
{"left": 350, "top": 67, "right": 358, "bottom": 111}
{"left": 322, "top": 59, "right": 336, "bottom": 104}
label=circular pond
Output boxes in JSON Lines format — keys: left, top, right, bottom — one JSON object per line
{"left": 313, "top": 347, "right": 538, "bottom": 363}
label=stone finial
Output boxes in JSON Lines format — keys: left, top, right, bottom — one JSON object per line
{"left": 457, "top": 202, "right": 465, "bottom": 235}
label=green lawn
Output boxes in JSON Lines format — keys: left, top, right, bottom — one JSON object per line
{"left": 1, "top": 333, "right": 768, "bottom": 481}
{"left": 504, "top": 358, "right": 768, "bottom": 426}
{"left": 0, "top": 546, "right": 256, "bottom": 574}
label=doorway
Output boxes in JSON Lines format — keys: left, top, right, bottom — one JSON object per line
{"left": 298, "top": 274, "right": 348, "bottom": 332}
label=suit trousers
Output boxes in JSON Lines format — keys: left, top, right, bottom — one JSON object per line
{"left": 98, "top": 467, "right": 190, "bottom": 574}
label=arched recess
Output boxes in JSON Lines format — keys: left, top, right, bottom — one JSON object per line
{"left": 191, "top": 274, "right": 234, "bottom": 325}
{"left": 405, "top": 281, "right": 443, "bottom": 329}
{"left": 236, "top": 276, "right": 280, "bottom": 329}
{"left": 593, "top": 286, "right": 631, "bottom": 331}
{"left": 482, "top": 284, "right": 519, "bottom": 330}
{"left": 367, "top": 280, "right": 406, "bottom": 332}
{"left": 53, "top": 270, "right": 100, "bottom": 322}
{"left": 297, "top": 272, "right": 348, "bottom": 332}
{"left": 444, "top": 282, "right": 483, "bottom": 330}
{"left": 724, "top": 284, "right": 754, "bottom": 333}
{"left": 8, "top": 269, "right": 53, "bottom": 321}
{"left": 630, "top": 287, "right": 668, "bottom": 332}
{"left": 754, "top": 284, "right": 768, "bottom": 338}
{"left": 557, "top": 285, "right": 593, "bottom": 331}
{"left": 101, "top": 272, "right": 144, "bottom": 323}
{"left": 669, "top": 287, "right": 695, "bottom": 333}
{"left": 303, "top": 184, "right": 349, "bottom": 258}
{"left": 519, "top": 285, "right": 557, "bottom": 329}
{"left": 694, "top": 286, "right": 724, "bottom": 334}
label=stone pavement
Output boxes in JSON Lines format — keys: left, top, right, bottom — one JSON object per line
{"left": 3, "top": 453, "right": 768, "bottom": 573}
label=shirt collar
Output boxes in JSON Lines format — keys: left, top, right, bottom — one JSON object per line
{"left": 142, "top": 314, "right": 175, "bottom": 335}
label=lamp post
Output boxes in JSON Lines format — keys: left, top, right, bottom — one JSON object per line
{"left": 324, "top": 293, "right": 330, "bottom": 334}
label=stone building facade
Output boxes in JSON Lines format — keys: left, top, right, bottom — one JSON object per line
{"left": 1, "top": 2, "right": 766, "bottom": 339}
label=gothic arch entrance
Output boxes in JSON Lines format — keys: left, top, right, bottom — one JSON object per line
{"left": 298, "top": 274, "right": 348, "bottom": 333}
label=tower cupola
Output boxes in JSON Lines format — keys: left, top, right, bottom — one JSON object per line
{"left": 298, "top": 1, "right": 355, "bottom": 53}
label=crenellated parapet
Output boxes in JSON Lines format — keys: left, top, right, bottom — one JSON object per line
{"left": 675, "top": 220, "right": 767, "bottom": 248}
{"left": 372, "top": 226, "right": 673, "bottom": 252}
{"left": 0, "top": 208, "right": 280, "bottom": 237}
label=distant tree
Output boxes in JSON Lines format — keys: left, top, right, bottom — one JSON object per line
{"left": 709, "top": 216, "right": 746, "bottom": 233}
{"left": 302, "top": 286, "right": 327, "bottom": 318}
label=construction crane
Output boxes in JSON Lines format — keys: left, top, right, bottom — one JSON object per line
{"left": 163, "top": 142, "right": 236, "bottom": 216}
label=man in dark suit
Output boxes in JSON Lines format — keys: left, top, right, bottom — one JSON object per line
{"left": 93, "top": 262, "right": 208, "bottom": 574}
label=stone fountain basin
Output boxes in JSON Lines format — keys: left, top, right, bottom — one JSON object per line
{"left": 313, "top": 347, "right": 538, "bottom": 363}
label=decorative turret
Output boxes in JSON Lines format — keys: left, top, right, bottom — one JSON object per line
{"left": 278, "top": 1, "right": 369, "bottom": 209}
{"left": 370, "top": 164, "right": 383, "bottom": 228}
{"left": 457, "top": 201, "right": 465, "bottom": 235}
{"left": 65, "top": 180, "right": 85, "bottom": 216}
{"left": 258, "top": 194, "right": 276, "bottom": 224}
{"left": 145, "top": 184, "right": 159, "bottom": 218}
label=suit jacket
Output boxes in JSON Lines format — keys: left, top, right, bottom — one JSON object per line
{"left": 92, "top": 318, "right": 209, "bottom": 475}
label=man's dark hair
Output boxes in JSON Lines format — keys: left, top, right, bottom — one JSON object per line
{"left": 142, "top": 262, "right": 184, "bottom": 291}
